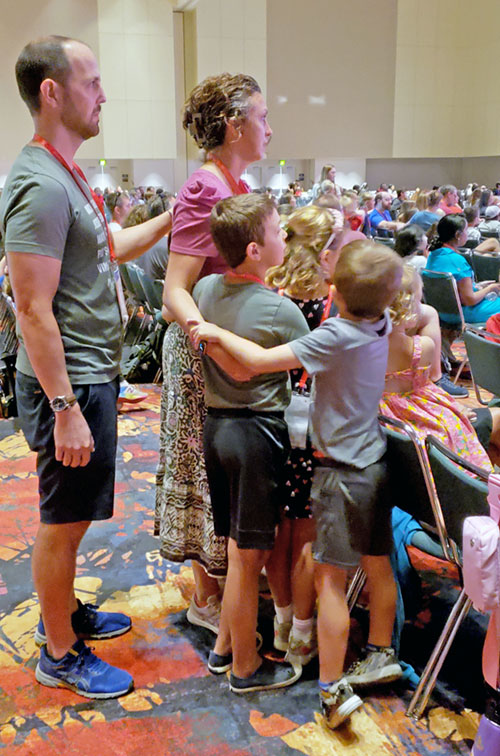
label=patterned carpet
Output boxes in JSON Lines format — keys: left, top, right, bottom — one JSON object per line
{"left": 0, "top": 384, "right": 487, "bottom": 755}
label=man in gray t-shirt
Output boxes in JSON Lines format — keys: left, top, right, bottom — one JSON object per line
{"left": 0, "top": 36, "right": 173, "bottom": 700}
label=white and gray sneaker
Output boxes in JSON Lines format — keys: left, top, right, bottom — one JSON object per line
{"left": 344, "top": 647, "right": 403, "bottom": 687}
{"left": 320, "top": 679, "right": 363, "bottom": 730}
{"left": 186, "top": 594, "right": 221, "bottom": 635}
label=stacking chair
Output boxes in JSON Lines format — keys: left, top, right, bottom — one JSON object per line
{"left": 405, "top": 436, "right": 490, "bottom": 719}
{"left": 464, "top": 238, "right": 479, "bottom": 250}
{"left": 471, "top": 252, "right": 500, "bottom": 283}
{"left": 373, "top": 236, "right": 395, "bottom": 249}
{"left": 347, "top": 416, "right": 441, "bottom": 617}
{"left": 463, "top": 326, "right": 500, "bottom": 405}
{"left": 360, "top": 417, "right": 490, "bottom": 720}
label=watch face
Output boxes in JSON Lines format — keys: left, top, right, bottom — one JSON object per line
{"left": 51, "top": 397, "right": 68, "bottom": 411}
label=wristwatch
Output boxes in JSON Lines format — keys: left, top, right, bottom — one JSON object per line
{"left": 49, "top": 393, "right": 77, "bottom": 412}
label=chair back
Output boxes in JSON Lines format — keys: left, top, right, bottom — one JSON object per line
{"left": 463, "top": 326, "right": 500, "bottom": 403}
{"left": 379, "top": 415, "right": 436, "bottom": 528}
{"left": 480, "top": 229, "right": 500, "bottom": 239}
{"left": 126, "top": 264, "right": 148, "bottom": 305}
{"left": 425, "top": 435, "right": 489, "bottom": 562}
{"left": 421, "top": 270, "right": 464, "bottom": 329}
{"left": 471, "top": 252, "right": 500, "bottom": 282}
{"left": 373, "top": 236, "right": 395, "bottom": 248}
{"left": 464, "top": 238, "right": 479, "bottom": 249}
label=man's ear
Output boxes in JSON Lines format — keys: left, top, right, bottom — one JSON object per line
{"left": 246, "top": 241, "right": 260, "bottom": 261}
{"left": 39, "top": 78, "right": 63, "bottom": 110}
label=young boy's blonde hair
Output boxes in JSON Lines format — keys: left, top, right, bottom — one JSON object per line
{"left": 210, "top": 193, "right": 276, "bottom": 268}
{"left": 388, "top": 264, "right": 420, "bottom": 327}
{"left": 266, "top": 205, "right": 341, "bottom": 297}
{"left": 333, "top": 240, "right": 403, "bottom": 319}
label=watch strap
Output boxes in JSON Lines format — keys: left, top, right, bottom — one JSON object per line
{"left": 49, "top": 393, "right": 77, "bottom": 412}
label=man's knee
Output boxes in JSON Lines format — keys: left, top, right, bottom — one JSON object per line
{"left": 36, "top": 521, "right": 91, "bottom": 552}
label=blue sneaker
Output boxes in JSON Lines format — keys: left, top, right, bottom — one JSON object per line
{"left": 35, "top": 599, "right": 131, "bottom": 646}
{"left": 35, "top": 640, "right": 133, "bottom": 699}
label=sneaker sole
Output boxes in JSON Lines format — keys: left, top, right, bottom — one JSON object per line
{"left": 345, "top": 664, "right": 403, "bottom": 687}
{"left": 35, "top": 663, "right": 134, "bottom": 699}
{"left": 324, "top": 694, "right": 363, "bottom": 729}
{"left": 34, "top": 623, "right": 132, "bottom": 647}
{"left": 208, "top": 659, "right": 232, "bottom": 674}
{"left": 186, "top": 607, "right": 218, "bottom": 635}
{"left": 285, "top": 647, "right": 318, "bottom": 667}
{"left": 229, "top": 665, "right": 302, "bottom": 694}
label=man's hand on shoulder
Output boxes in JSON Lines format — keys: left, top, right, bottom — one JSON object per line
{"left": 54, "top": 405, "right": 95, "bottom": 467}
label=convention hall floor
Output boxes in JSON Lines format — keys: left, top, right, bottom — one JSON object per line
{"left": 0, "top": 384, "right": 486, "bottom": 755}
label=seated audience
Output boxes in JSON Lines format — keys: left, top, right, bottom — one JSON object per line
{"left": 465, "top": 206, "right": 500, "bottom": 254}
{"left": 369, "top": 192, "right": 404, "bottom": 237}
{"left": 394, "top": 224, "right": 427, "bottom": 274}
{"left": 478, "top": 205, "right": 500, "bottom": 238}
{"left": 411, "top": 190, "right": 442, "bottom": 231}
{"left": 425, "top": 214, "right": 500, "bottom": 324}
{"left": 438, "top": 185, "right": 463, "bottom": 215}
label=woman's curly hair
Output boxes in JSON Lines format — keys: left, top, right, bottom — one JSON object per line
{"left": 182, "top": 73, "right": 261, "bottom": 150}
{"left": 266, "top": 206, "right": 341, "bottom": 298}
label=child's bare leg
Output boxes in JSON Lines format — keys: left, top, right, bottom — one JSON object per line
{"left": 191, "top": 560, "right": 220, "bottom": 604}
{"left": 314, "top": 561, "right": 348, "bottom": 682}
{"left": 291, "top": 519, "right": 316, "bottom": 620}
{"left": 215, "top": 537, "right": 269, "bottom": 678}
{"left": 361, "top": 554, "right": 397, "bottom": 647}
{"left": 265, "top": 518, "right": 292, "bottom": 608}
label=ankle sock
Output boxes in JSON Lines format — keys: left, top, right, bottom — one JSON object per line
{"left": 319, "top": 679, "right": 338, "bottom": 692}
{"left": 366, "top": 643, "right": 391, "bottom": 653}
{"left": 274, "top": 603, "right": 293, "bottom": 625}
{"left": 292, "top": 616, "right": 314, "bottom": 642}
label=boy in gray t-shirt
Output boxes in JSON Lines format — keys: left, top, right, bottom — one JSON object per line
{"left": 190, "top": 240, "right": 404, "bottom": 730}
{"left": 191, "top": 194, "right": 308, "bottom": 695}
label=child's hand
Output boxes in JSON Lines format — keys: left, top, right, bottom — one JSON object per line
{"left": 187, "top": 319, "right": 222, "bottom": 349}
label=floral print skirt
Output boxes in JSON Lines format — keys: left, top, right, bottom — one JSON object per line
{"left": 154, "top": 323, "right": 227, "bottom": 575}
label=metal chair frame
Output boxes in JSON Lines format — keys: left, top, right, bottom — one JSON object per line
{"left": 406, "top": 435, "right": 490, "bottom": 720}
{"left": 463, "top": 326, "right": 500, "bottom": 405}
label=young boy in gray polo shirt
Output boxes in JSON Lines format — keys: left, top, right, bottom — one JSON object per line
{"left": 190, "top": 240, "right": 404, "bottom": 729}
{"left": 191, "top": 193, "right": 309, "bottom": 694}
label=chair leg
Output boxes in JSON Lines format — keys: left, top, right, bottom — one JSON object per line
{"left": 347, "top": 567, "right": 367, "bottom": 613}
{"left": 406, "top": 589, "right": 472, "bottom": 720}
{"left": 452, "top": 357, "right": 468, "bottom": 384}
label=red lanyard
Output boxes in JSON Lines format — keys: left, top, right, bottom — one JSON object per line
{"left": 207, "top": 154, "right": 249, "bottom": 195}
{"left": 32, "top": 134, "right": 115, "bottom": 260}
{"left": 225, "top": 270, "right": 266, "bottom": 286}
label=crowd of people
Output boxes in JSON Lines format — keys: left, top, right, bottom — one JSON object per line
{"left": 1, "top": 34, "right": 500, "bottom": 743}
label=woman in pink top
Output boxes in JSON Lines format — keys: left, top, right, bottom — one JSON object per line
{"left": 155, "top": 73, "right": 272, "bottom": 633}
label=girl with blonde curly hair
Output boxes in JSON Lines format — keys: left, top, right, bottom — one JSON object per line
{"left": 263, "top": 205, "right": 343, "bottom": 667}
{"left": 380, "top": 265, "right": 498, "bottom": 466}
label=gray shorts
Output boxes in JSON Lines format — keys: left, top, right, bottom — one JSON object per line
{"left": 310, "top": 456, "right": 393, "bottom": 569}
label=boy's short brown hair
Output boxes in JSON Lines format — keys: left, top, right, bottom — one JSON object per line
{"left": 333, "top": 240, "right": 403, "bottom": 319}
{"left": 210, "top": 194, "right": 277, "bottom": 268}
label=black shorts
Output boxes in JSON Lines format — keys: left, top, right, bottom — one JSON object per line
{"left": 203, "top": 409, "right": 290, "bottom": 550}
{"left": 310, "top": 455, "right": 393, "bottom": 569}
{"left": 16, "top": 372, "right": 119, "bottom": 525}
